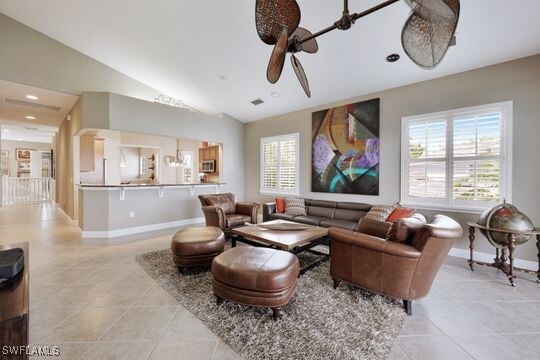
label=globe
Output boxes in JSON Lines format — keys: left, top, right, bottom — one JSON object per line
{"left": 478, "top": 203, "right": 534, "bottom": 249}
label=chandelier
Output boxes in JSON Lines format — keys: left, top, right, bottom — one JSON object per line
{"left": 164, "top": 140, "right": 184, "bottom": 167}
{"left": 255, "top": 0, "right": 460, "bottom": 97}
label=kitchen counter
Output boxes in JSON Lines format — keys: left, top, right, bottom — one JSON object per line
{"left": 78, "top": 182, "right": 225, "bottom": 188}
{"left": 77, "top": 182, "right": 227, "bottom": 239}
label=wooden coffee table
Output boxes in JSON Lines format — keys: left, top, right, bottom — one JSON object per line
{"left": 231, "top": 220, "right": 330, "bottom": 275}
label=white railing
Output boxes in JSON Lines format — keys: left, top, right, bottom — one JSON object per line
{"left": 1, "top": 177, "right": 54, "bottom": 205}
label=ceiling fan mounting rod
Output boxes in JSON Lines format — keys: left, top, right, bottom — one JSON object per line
{"left": 297, "top": 0, "right": 400, "bottom": 45}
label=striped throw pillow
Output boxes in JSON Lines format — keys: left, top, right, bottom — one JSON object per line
{"left": 364, "top": 205, "right": 397, "bottom": 222}
{"left": 284, "top": 198, "right": 307, "bottom": 216}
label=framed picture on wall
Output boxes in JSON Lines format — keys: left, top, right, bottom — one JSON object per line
{"left": 312, "top": 98, "right": 380, "bottom": 195}
{"left": 1, "top": 150, "right": 9, "bottom": 176}
{"left": 16, "top": 148, "right": 32, "bottom": 161}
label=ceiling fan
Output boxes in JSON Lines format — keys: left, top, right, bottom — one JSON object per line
{"left": 255, "top": 0, "right": 460, "bottom": 97}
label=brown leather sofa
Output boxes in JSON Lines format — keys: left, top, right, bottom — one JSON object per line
{"left": 263, "top": 199, "right": 372, "bottom": 231}
{"left": 329, "top": 214, "right": 463, "bottom": 315}
{"left": 198, "top": 193, "right": 259, "bottom": 237}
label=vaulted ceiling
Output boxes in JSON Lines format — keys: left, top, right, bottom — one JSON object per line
{"left": 1, "top": 0, "right": 539, "bottom": 122}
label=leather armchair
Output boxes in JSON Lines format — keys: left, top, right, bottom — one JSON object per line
{"left": 329, "top": 214, "right": 463, "bottom": 315}
{"left": 198, "top": 193, "right": 259, "bottom": 237}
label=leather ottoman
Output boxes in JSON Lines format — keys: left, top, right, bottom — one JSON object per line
{"left": 171, "top": 227, "right": 225, "bottom": 273}
{"left": 211, "top": 246, "right": 300, "bottom": 320}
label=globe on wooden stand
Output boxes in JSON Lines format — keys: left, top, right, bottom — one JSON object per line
{"left": 467, "top": 202, "right": 539, "bottom": 286}
{"left": 478, "top": 203, "right": 534, "bottom": 247}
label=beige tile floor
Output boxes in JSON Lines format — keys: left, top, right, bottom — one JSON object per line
{"left": 1, "top": 204, "right": 539, "bottom": 359}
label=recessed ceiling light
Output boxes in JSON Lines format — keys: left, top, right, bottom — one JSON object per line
{"left": 25, "top": 95, "right": 38, "bottom": 100}
{"left": 270, "top": 92, "right": 280, "bottom": 98}
{"left": 386, "top": 53, "right": 400, "bottom": 63}
{"left": 3, "top": 129, "right": 10, "bottom": 132}
{"left": 25, "top": 115, "right": 36, "bottom": 120}
{"left": 16, "top": 138, "right": 22, "bottom": 141}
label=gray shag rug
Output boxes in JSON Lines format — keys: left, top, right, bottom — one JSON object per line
{"left": 136, "top": 248, "right": 405, "bottom": 360}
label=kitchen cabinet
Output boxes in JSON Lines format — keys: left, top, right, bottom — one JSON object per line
{"left": 198, "top": 145, "right": 221, "bottom": 182}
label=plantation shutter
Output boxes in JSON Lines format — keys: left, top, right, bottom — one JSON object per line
{"left": 260, "top": 133, "right": 299, "bottom": 195}
{"left": 279, "top": 138, "right": 296, "bottom": 190}
{"left": 452, "top": 113, "right": 501, "bottom": 202}
{"left": 407, "top": 118, "right": 447, "bottom": 200}
{"left": 262, "top": 140, "right": 278, "bottom": 189}
{"left": 401, "top": 102, "right": 510, "bottom": 211}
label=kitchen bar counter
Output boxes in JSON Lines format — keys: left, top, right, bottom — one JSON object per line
{"left": 78, "top": 182, "right": 226, "bottom": 239}
{"left": 78, "top": 182, "right": 226, "bottom": 188}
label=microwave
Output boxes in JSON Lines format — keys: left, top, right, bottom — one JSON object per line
{"left": 201, "top": 160, "right": 215, "bottom": 173}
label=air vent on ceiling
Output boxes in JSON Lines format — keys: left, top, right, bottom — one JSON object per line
{"left": 3, "top": 98, "right": 61, "bottom": 112}
{"left": 250, "top": 98, "right": 264, "bottom": 106}
{"left": 25, "top": 127, "right": 38, "bottom": 131}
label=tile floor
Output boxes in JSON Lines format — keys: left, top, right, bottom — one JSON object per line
{"left": 1, "top": 204, "right": 539, "bottom": 359}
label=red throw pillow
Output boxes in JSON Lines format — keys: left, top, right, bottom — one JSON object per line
{"left": 275, "top": 197, "right": 285, "bottom": 213}
{"left": 387, "top": 207, "right": 415, "bottom": 222}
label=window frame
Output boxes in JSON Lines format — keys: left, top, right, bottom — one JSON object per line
{"left": 260, "top": 132, "right": 300, "bottom": 196}
{"left": 400, "top": 101, "right": 512, "bottom": 213}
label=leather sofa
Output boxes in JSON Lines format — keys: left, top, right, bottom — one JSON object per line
{"left": 329, "top": 214, "right": 463, "bottom": 315}
{"left": 263, "top": 199, "right": 372, "bottom": 231}
{"left": 198, "top": 193, "right": 259, "bottom": 237}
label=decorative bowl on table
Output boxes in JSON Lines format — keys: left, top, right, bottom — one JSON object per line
{"left": 477, "top": 203, "right": 534, "bottom": 248}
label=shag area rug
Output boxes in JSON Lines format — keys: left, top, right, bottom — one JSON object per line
{"left": 136, "top": 249, "right": 405, "bottom": 360}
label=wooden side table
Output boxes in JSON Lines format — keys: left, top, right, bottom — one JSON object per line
{"left": 467, "top": 222, "right": 540, "bottom": 286}
{"left": 0, "top": 242, "right": 29, "bottom": 360}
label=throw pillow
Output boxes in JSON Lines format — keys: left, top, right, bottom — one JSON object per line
{"left": 284, "top": 197, "right": 307, "bottom": 216}
{"left": 355, "top": 217, "right": 392, "bottom": 239}
{"left": 387, "top": 213, "right": 427, "bottom": 243}
{"left": 275, "top": 197, "right": 285, "bottom": 213}
{"left": 387, "top": 207, "right": 415, "bottom": 222}
{"left": 364, "top": 205, "right": 396, "bottom": 222}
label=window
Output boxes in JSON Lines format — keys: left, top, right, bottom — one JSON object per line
{"left": 401, "top": 101, "right": 512, "bottom": 212}
{"left": 260, "top": 133, "right": 300, "bottom": 196}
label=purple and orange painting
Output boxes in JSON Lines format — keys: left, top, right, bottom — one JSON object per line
{"left": 311, "top": 98, "right": 380, "bottom": 195}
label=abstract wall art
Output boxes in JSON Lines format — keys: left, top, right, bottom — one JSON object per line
{"left": 312, "top": 98, "right": 380, "bottom": 195}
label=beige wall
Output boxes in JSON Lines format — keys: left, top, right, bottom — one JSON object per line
{"left": 0, "top": 140, "right": 51, "bottom": 176}
{"left": 245, "top": 55, "right": 540, "bottom": 262}
{"left": 105, "top": 93, "right": 244, "bottom": 197}
{"left": 79, "top": 139, "right": 104, "bottom": 185}
{"left": 56, "top": 97, "right": 82, "bottom": 219}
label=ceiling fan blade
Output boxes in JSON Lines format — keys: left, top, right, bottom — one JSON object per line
{"left": 290, "top": 27, "right": 319, "bottom": 54}
{"left": 291, "top": 54, "right": 311, "bottom": 98}
{"left": 267, "top": 29, "right": 289, "bottom": 84}
{"left": 402, "top": 0, "right": 460, "bottom": 69}
{"left": 256, "top": 0, "right": 301, "bottom": 45}
{"left": 405, "top": 0, "right": 458, "bottom": 20}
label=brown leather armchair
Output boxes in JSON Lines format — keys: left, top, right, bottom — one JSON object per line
{"left": 329, "top": 214, "right": 463, "bottom": 315}
{"left": 198, "top": 193, "right": 259, "bottom": 237}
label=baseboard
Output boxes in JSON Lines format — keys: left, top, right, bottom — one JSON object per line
{"left": 81, "top": 217, "right": 205, "bottom": 238}
{"left": 448, "top": 247, "right": 537, "bottom": 271}
{"left": 55, "top": 203, "right": 79, "bottom": 226}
